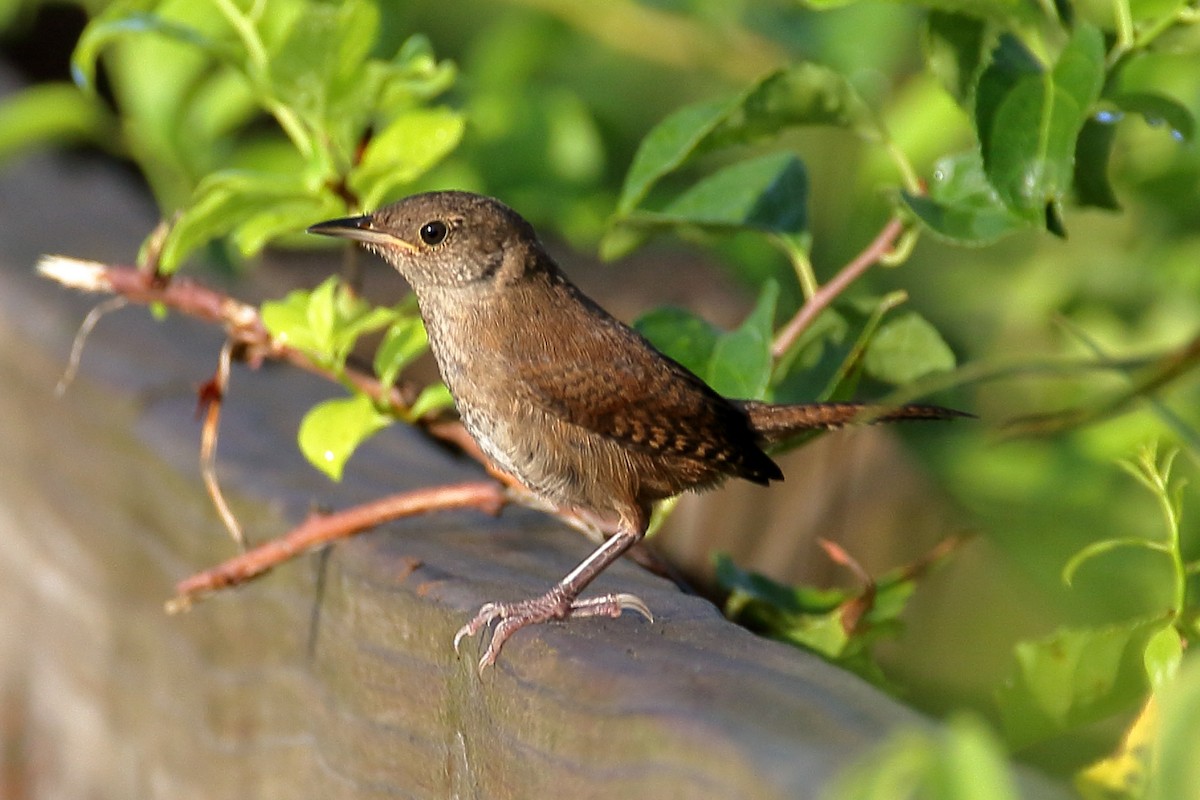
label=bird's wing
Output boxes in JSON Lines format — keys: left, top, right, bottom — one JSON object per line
{"left": 505, "top": 302, "right": 781, "bottom": 485}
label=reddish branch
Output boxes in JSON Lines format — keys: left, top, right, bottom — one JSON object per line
{"left": 38, "top": 256, "right": 433, "bottom": 426}
{"left": 771, "top": 215, "right": 909, "bottom": 359}
{"left": 168, "top": 481, "right": 508, "bottom": 610}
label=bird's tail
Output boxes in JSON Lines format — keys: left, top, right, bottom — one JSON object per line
{"left": 737, "top": 400, "right": 971, "bottom": 445}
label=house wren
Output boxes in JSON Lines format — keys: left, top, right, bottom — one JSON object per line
{"left": 309, "top": 191, "right": 965, "bottom": 669}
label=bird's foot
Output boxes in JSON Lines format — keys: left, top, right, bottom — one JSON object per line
{"left": 453, "top": 588, "right": 653, "bottom": 671}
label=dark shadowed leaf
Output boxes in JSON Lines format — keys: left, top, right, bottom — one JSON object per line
{"left": 620, "top": 153, "right": 808, "bottom": 237}
{"left": 1110, "top": 91, "right": 1195, "bottom": 142}
{"left": 1073, "top": 118, "right": 1121, "bottom": 210}
{"left": 975, "top": 26, "right": 1105, "bottom": 230}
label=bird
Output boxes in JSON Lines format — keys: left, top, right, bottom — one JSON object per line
{"left": 308, "top": 191, "right": 965, "bottom": 669}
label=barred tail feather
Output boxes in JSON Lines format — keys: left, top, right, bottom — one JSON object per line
{"left": 737, "top": 400, "right": 971, "bottom": 445}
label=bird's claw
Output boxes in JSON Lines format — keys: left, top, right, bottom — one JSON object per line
{"left": 452, "top": 601, "right": 502, "bottom": 654}
{"left": 453, "top": 590, "right": 653, "bottom": 671}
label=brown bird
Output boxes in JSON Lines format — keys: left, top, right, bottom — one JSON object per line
{"left": 309, "top": 191, "right": 965, "bottom": 669}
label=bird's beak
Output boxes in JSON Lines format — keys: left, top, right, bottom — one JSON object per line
{"left": 307, "top": 215, "right": 417, "bottom": 251}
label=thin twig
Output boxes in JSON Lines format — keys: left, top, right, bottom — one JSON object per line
{"left": 38, "top": 256, "right": 436, "bottom": 432}
{"left": 771, "top": 216, "right": 909, "bottom": 360}
{"left": 199, "top": 339, "right": 245, "bottom": 548}
{"left": 167, "top": 481, "right": 508, "bottom": 611}
{"left": 56, "top": 296, "right": 127, "bottom": 396}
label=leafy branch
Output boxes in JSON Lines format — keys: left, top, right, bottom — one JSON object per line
{"left": 996, "top": 442, "right": 1194, "bottom": 795}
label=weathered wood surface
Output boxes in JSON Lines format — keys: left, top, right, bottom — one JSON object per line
{"left": 0, "top": 129, "right": 1066, "bottom": 798}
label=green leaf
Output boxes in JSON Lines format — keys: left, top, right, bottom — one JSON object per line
{"left": 995, "top": 618, "right": 1161, "bottom": 749}
{"left": 633, "top": 307, "right": 721, "bottom": 377}
{"left": 771, "top": 306, "right": 850, "bottom": 389}
{"left": 326, "top": 283, "right": 397, "bottom": 367}
{"left": 266, "top": 0, "right": 380, "bottom": 161}
{"left": 1109, "top": 91, "right": 1195, "bottom": 143}
{"left": 297, "top": 394, "right": 392, "bottom": 482}
{"left": 158, "top": 171, "right": 318, "bottom": 273}
{"left": 706, "top": 281, "right": 778, "bottom": 399}
{"left": 71, "top": 5, "right": 227, "bottom": 93}
{"left": 975, "top": 36, "right": 1046, "bottom": 155}
{"left": 716, "top": 553, "right": 845, "bottom": 616}
{"left": 1149, "top": 656, "right": 1200, "bottom": 800}
{"left": 901, "top": 193, "right": 1026, "bottom": 244}
{"left": 829, "top": 716, "right": 1020, "bottom": 800}
{"left": 778, "top": 608, "right": 853, "bottom": 659}
{"left": 1073, "top": 118, "right": 1120, "bottom": 210}
{"left": 335, "top": 307, "right": 396, "bottom": 365}
{"left": 262, "top": 278, "right": 399, "bottom": 370}
{"left": 349, "top": 107, "right": 466, "bottom": 208}
{"left": 717, "top": 552, "right": 852, "bottom": 659}
{"left": 821, "top": 291, "right": 908, "bottom": 402}
{"left": 717, "top": 548, "right": 934, "bottom": 683}
{"left": 876, "top": 0, "right": 1040, "bottom": 21}
{"left": 407, "top": 382, "right": 455, "bottom": 420}
{"left": 377, "top": 34, "right": 458, "bottom": 105}
{"left": 709, "top": 63, "right": 879, "bottom": 144}
{"left": 901, "top": 152, "right": 1027, "bottom": 244}
{"left": 863, "top": 312, "right": 956, "bottom": 385}
{"left": 261, "top": 287, "right": 324, "bottom": 355}
{"left": 231, "top": 193, "right": 344, "bottom": 257}
{"left": 305, "top": 276, "right": 339, "bottom": 358}
{"left": 617, "top": 96, "right": 732, "bottom": 215}
{"left": 632, "top": 153, "right": 808, "bottom": 235}
{"left": 268, "top": 0, "right": 378, "bottom": 104}
{"left": 0, "top": 83, "right": 117, "bottom": 162}
{"left": 616, "top": 64, "right": 877, "bottom": 216}
{"left": 373, "top": 316, "right": 429, "bottom": 389}
{"left": 975, "top": 26, "right": 1105, "bottom": 230}
{"left": 926, "top": 717, "right": 1021, "bottom": 800}
{"left": 1143, "top": 625, "right": 1182, "bottom": 692}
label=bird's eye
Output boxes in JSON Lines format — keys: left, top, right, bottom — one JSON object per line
{"left": 419, "top": 220, "right": 448, "bottom": 246}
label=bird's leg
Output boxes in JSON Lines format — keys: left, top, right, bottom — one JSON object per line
{"left": 454, "top": 514, "right": 653, "bottom": 670}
